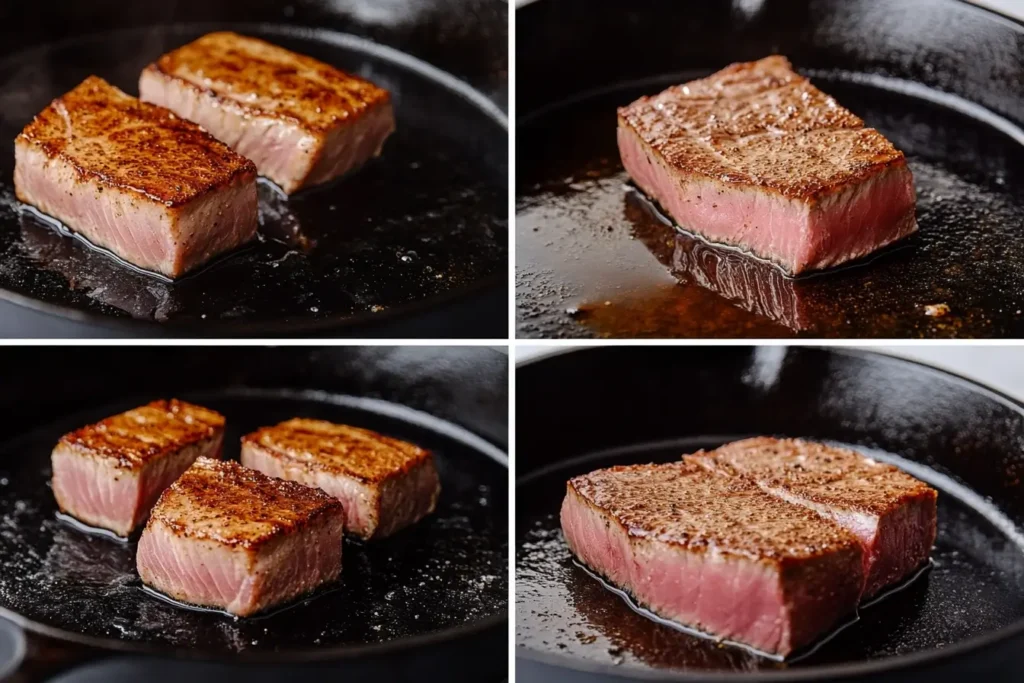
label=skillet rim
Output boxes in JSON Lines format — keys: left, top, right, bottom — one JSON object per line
{"left": 514, "top": 345, "right": 1024, "bottom": 680}
{"left": 0, "top": 385, "right": 510, "bottom": 664}
{"left": 0, "top": 19, "right": 509, "bottom": 338}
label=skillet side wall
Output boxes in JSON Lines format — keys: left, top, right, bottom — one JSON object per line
{"left": 0, "top": 347, "right": 508, "bottom": 451}
{"left": 516, "top": 346, "right": 1024, "bottom": 682}
{"left": 517, "top": 0, "right": 1022, "bottom": 126}
{"left": 1, "top": 0, "right": 508, "bottom": 110}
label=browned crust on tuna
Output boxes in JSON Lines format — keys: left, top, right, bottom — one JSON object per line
{"left": 58, "top": 399, "right": 225, "bottom": 471}
{"left": 617, "top": 55, "right": 907, "bottom": 201}
{"left": 147, "top": 457, "right": 344, "bottom": 550}
{"left": 240, "top": 418, "right": 432, "bottom": 484}
{"left": 146, "top": 32, "right": 391, "bottom": 135}
{"left": 692, "top": 437, "right": 937, "bottom": 516}
{"left": 567, "top": 461, "right": 860, "bottom": 563}
{"left": 16, "top": 76, "right": 256, "bottom": 208}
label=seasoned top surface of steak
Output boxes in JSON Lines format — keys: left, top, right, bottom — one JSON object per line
{"left": 17, "top": 76, "right": 255, "bottom": 207}
{"left": 58, "top": 400, "right": 225, "bottom": 470}
{"left": 617, "top": 56, "right": 906, "bottom": 200}
{"left": 148, "top": 457, "right": 343, "bottom": 549}
{"left": 568, "top": 460, "right": 859, "bottom": 563}
{"left": 242, "top": 418, "right": 431, "bottom": 483}
{"left": 695, "top": 437, "right": 937, "bottom": 515}
{"left": 149, "top": 32, "right": 391, "bottom": 133}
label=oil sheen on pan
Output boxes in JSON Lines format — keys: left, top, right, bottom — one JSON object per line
{"left": 517, "top": 72, "right": 1024, "bottom": 339}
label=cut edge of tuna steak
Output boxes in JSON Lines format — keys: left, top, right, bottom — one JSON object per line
{"left": 560, "top": 461, "right": 864, "bottom": 656}
{"left": 136, "top": 457, "right": 345, "bottom": 617}
{"left": 139, "top": 31, "right": 396, "bottom": 195}
{"left": 240, "top": 418, "right": 440, "bottom": 539}
{"left": 689, "top": 437, "right": 938, "bottom": 598}
{"left": 50, "top": 399, "right": 225, "bottom": 537}
{"left": 14, "top": 76, "right": 258, "bottom": 278}
{"left": 617, "top": 55, "right": 917, "bottom": 276}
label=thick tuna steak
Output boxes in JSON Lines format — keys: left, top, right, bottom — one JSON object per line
{"left": 618, "top": 56, "right": 917, "bottom": 275}
{"left": 241, "top": 419, "right": 440, "bottom": 539}
{"left": 689, "top": 437, "right": 937, "bottom": 598}
{"left": 14, "top": 76, "right": 258, "bottom": 278}
{"left": 140, "top": 32, "right": 395, "bottom": 195}
{"left": 51, "top": 400, "right": 225, "bottom": 537}
{"left": 136, "top": 457, "right": 345, "bottom": 617}
{"left": 560, "top": 460, "right": 864, "bottom": 656}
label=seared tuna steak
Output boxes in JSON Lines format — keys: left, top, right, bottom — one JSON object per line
{"left": 140, "top": 32, "right": 395, "bottom": 194}
{"left": 15, "top": 76, "right": 258, "bottom": 278}
{"left": 136, "top": 457, "right": 345, "bottom": 617}
{"left": 617, "top": 56, "right": 917, "bottom": 275}
{"left": 241, "top": 419, "right": 440, "bottom": 539}
{"left": 560, "top": 460, "right": 864, "bottom": 656}
{"left": 51, "top": 400, "right": 225, "bottom": 536}
{"left": 690, "top": 438, "right": 937, "bottom": 598}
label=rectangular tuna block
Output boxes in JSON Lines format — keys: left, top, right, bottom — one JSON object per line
{"left": 241, "top": 419, "right": 440, "bottom": 539}
{"left": 560, "top": 461, "right": 864, "bottom": 656}
{"left": 690, "top": 437, "right": 937, "bottom": 598}
{"left": 617, "top": 56, "right": 917, "bottom": 275}
{"left": 51, "top": 400, "right": 225, "bottom": 536}
{"left": 136, "top": 457, "right": 345, "bottom": 617}
{"left": 15, "top": 76, "right": 258, "bottom": 278}
{"left": 140, "top": 32, "right": 396, "bottom": 194}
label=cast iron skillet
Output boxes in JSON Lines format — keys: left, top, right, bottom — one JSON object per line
{"left": 516, "top": 0, "right": 1024, "bottom": 339}
{"left": 0, "top": 0, "right": 508, "bottom": 339}
{"left": 516, "top": 347, "right": 1024, "bottom": 682}
{"left": 0, "top": 347, "right": 508, "bottom": 682}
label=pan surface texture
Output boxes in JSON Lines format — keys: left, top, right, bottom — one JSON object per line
{"left": 0, "top": 347, "right": 508, "bottom": 680}
{"left": 516, "top": 0, "right": 1024, "bottom": 338}
{"left": 516, "top": 347, "right": 1024, "bottom": 682}
{"left": 0, "top": 0, "right": 507, "bottom": 338}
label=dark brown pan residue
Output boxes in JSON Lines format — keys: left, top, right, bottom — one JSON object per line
{"left": 517, "top": 73, "right": 1024, "bottom": 339}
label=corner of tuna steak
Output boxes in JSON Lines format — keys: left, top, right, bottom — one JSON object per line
{"left": 14, "top": 76, "right": 258, "bottom": 278}
{"left": 139, "top": 31, "right": 396, "bottom": 194}
{"left": 50, "top": 399, "right": 225, "bottom": 536}
{"left": 136, "top": 457, "right": 345, "bottom": 617}
{"left": 240, "top": 418, "right": 440, "bottom": 539}
{"left": 617, "top": 55, "right": 917, "bottom": 275}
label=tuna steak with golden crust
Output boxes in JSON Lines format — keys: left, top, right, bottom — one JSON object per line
{"left": 241, "top": 419, "right": 440, "bottom": 539}
{"left": 689, "top": 438, "right": 938, "bottom": 598}
{"left": 136, "top": 457, "right": 345, "bottom": 617}
{"left": 617, "top": 56, "right": 917, "bottom": 275}
{"left": 140, "top": 32, "right": 395, "bottom": 194}
{"left": 560, "top": 460, "right": 864, "bottom": 657}
{"left": 14, "top": 77, "right": 258, "bottom": 278}
{"left": 51, "top": 400, "right": 226, "bottom": 537}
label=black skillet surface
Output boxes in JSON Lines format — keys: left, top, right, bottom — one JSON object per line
{"left": 515, "top": 0, "right": 1024, "bottom": 339}
{"left": 0, "top": 0, "right": 507, "bottom": 338}
{"left": 516, "top": 347, "right": 1024, "bottom": 682}
{"left": 0, "top": 347, "right": 508, "bottom": 681}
